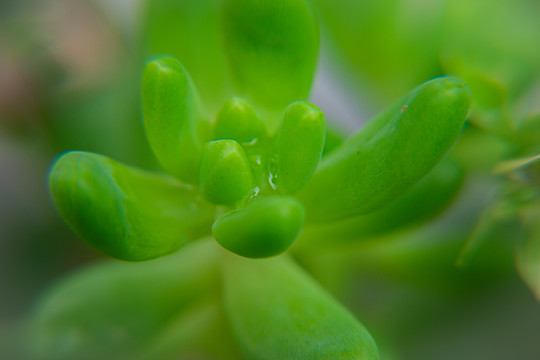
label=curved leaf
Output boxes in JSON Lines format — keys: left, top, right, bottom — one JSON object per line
{"left": 199, "top": 139, "right": 256, "bottom": 206}
{"left": 213, "top": 97, "right": 267, "bottom": 143}
{"left": 142, "top": 56, "right": 208, "bottom": 183}
{"left": 141, "top": 0, "right": 231, "bottom": 109}
{"left": 212, "top": 196, "right": 305, "bottom": 258}
{"left": 222, "top": 255, "right": 380, "bottom": 359}
{"left": 220, "top": 0, "right": 319, "bottom": 115}
{"left": 49, "top": 151, "right": 214, "bottom": 261}
{"left": 298, "top": 76, "right": 472, "bottom": 222}
{"left": 277, "top": 101, "right": 326, "bottom": 194}
{"left": 300, "top": 158, "right": 464, "bottom": 244}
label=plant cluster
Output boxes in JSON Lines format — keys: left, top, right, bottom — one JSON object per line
{"left": 24, "top": 0, "right": 540, "bottom": 359}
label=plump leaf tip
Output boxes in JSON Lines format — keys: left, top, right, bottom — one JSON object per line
{"left": 221, "top": 0, "right": 319, "bottom": 117}
{"left": 277, "top": 101, "right": 326, "bottom": 193}
{"left": 142, "top": 56, "right": 207, "bottom": 184}
{"left": 200, "top": 139, "right": 256, "bottom": 206}
{"left": 298, "top": 76, "right": 472, "bottom": 222}
{"left": 214, "top": 97, "right": 267, "bottom": 143}
{"left": 48, "top": 151, "right": 214, "bottom": 261}
{"left": 212, "top": 196, "right": 305, "bottom": 258}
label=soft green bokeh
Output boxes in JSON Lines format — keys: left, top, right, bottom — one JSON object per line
{"left": 27, "top": 240, "right": 221, "bottom": 360}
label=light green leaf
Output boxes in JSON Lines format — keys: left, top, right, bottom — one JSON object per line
{"left": 213, "top": 97, "right": 267, "bottom": 143}
{"left": 27, "top": 240, "right": 220, "bottom": 360}
{"left": 300, "top": 158, "right": 464, "bottom": 244}
{"left": 493, "top": 154, "right": 540, "bottom": 175}
{"left": 142, "top": 56, "right": 208, "bottom": 183}
{"left": 49, "top": 151, "right": 214, "bottom": 261}
{"left": 222, "top": 255, "right": 380, "bottom": 359}
{"left": 277, "top": 101, "right": 326, "bottom": 194}
{"left": 212, "top": 196, "right": 304, "bottom": 258}
{"left": 220, "top": 0, "right": 319, "bottom": 115}
{"left": 199, "top": 139, "right": 256, "bottom": 206}
{"left": 141, "top": 0, "right": 231, "bottom": 109}
{"left": 298, "top": 76, "right": 472, "bottom": 222}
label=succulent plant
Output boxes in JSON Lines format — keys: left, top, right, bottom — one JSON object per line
{"left": 26, "top": 0, "right": 479, "bottom": 359}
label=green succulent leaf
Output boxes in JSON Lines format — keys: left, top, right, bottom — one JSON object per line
{"left": 277, "top": 101, "right": 326, "bottom": 194}
{"left": 142, "top": 0, "right": 231, "bottom": 109}
{"left": 220, "top": 0, "right": 319, "bottom": 115}
{"left": 27, "top": 240, "right": 220, "bottom": 360}
{"left": 298, "top": 76, "right": 472, "bottom": 222}
{"left": 300, "top": 158, "right": 464, "bottom": 244}
{"left": 199, "top": 139, "right": 256, "bottom": 206}
{"left": 142, "top": 56, "right": 208, "bottom": 183}
{"left": 213, "top": 97, "right": 267, "bottom": 143}
{"left": 49, "top": 151, "right": 214, "bottom": 261}
{"left": 222, "top": 254, "right": 380, "bottom": 359}
{"left": 212, "top": 196, "right": 305, "bottom": 258}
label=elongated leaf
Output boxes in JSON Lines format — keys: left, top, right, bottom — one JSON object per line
{"left": 222, "top": 255, "right": 380, "bottom": 359}
{"left": 142, "top": 56, "right": 208, "bottom": 183}
{"left": 221, "top": 0, "right": 319, "bottom": 114}
{"left": 27, "top": 240, "right": 220, "bottom": 360}
{"left": 277, "top": 101, "right": 326, "bottom": 194}
{"left": 141, "top": 0, "right": 231, "bottom": 109}
{"left": 212, "top": 196, "right": 304, "bottom": 258}
{"left": 49, "top": 151, "right": 214, "bottom": 261}
{"left": 298, "top": 76, "right": 472, "bottom": 222}
{"left": 300, "top": 158, "right": 464, "bottom": 244}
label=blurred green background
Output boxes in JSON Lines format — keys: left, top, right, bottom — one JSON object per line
{"left": 1, "top": 0, "right": 540, "bottom": 359}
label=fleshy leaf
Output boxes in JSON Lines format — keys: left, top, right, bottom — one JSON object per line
{"left": 199, "top": 139, "right": 255, "bottom": 206}
{"left": 220, "top": 0, "right": 319, "bottom": 113}
{"left": 298, "top": 76, "right": 472, "bottom": 222}
{"left": 212, "top": 196, "right": 305, "bottom": 258}
{"left": 222, "top": 254, "right": 380, "bottom": 359}
{"left": 277, "top": 101, "right": 326, "bottom": 193}
{"left": 142, "top": 56, "right": 208, "bottom": 183}
{"left": 141, "top": 0, "right": 231, "bottom": 109}
{"left": 27, "top": 240, "right": 220, "bottom": 360}
{"left": 213, "top": 97, "right": 267, "bottom": 143}
{"left": 49, "top": 151, "right": 214, "bottom": 261}
{"left": 300, "top": 158, "right": 464, "bottom": 244}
